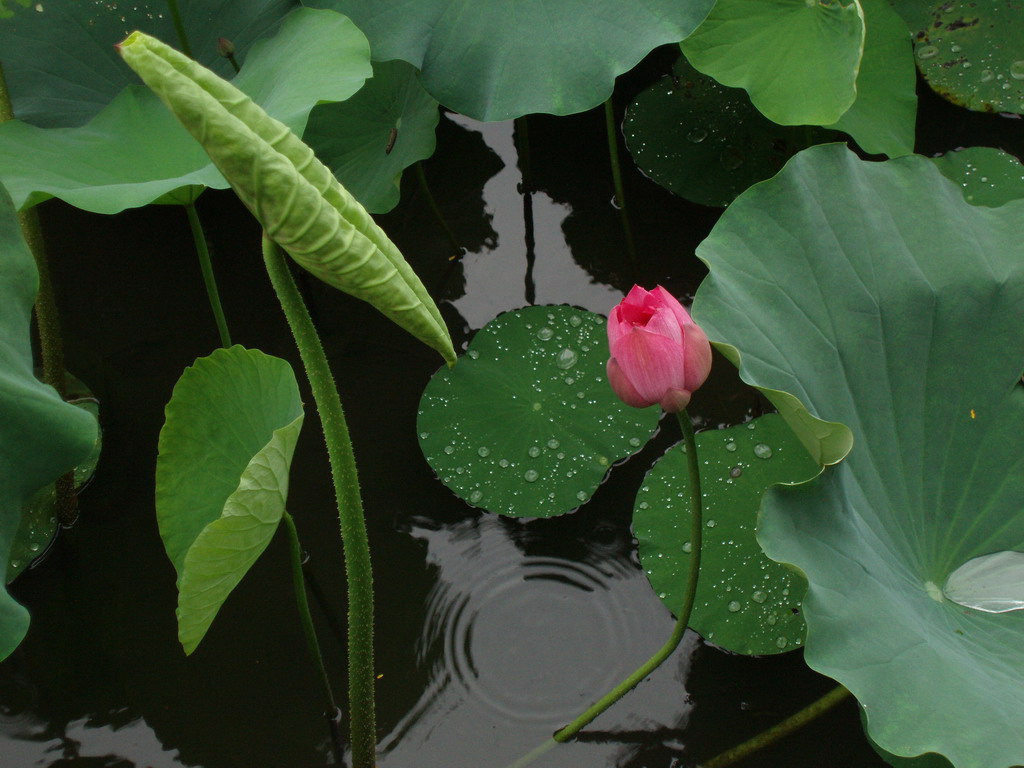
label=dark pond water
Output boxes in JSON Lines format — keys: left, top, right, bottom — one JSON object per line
{"left": 2, "top": 57, "right": 1021, "bottom": 768}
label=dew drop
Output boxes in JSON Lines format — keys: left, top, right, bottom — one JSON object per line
{"left": 546, "top": 438, "right": 560, "bottom": 450}
{"left": 1011, "top": 61, "right": 1024, "bottom": 80}
{"left": 638, "top": 501, "right": 650, "bottom": 510}
{"left": 498, "top": 458, "right": 510, "bottom": 468}
{"left": 753, "top": 443, "right": 773, "bottom": 459}
{"left": 523, "top": 469, "right": 539, "bottom": 483}
{"left": 569, "top": 315, "right": 583, "bottom": 327}
{"left": 686, "top": 127, "right": 708, "bottom": 143}
{"left": 576, "top": 391, "right": 586, "bottom": 399}
{"left": 556, "top": 348, "right": 578, "bottom": 369}
{"left": 628, "top": 437, "right": 641, "bottom": 447}
{"left": 729, "top": 465, "right": 743, "bottom": 478}
{"left": 28, "top": 542, "right": 40, "bottom": 553}
{"left": 727, "top": 600, "right": 741, "bottom": 613}
{"left": 467, "top": 349, "right": 480, "bottom": 359}
{"left": 706, "top": 519, "right": 717, "bottom": 528}
{"left": 443, "top": 445, "right": 456, "bottom": 455}
{"left": 725, "top": 441, "right": 737, "bottom": 452}
{"left": 682, "top": 542, "right": 692, "bottom": 553}
{"left": 916, "top": 44, "right": 939, "bottom": 60}
{"left": 752, "top": 590, "right": 767, "bottom": 604}
{"left": 767, "top": 613, "right": 778, "bottom": 626}
{"left": 469, "top": 489, "right": 483, "bottom": 504}
{"left": 477, "top": 446, "right": 491, "bottom": 458}
{"left": 532, "top": 402, "right": 542, "bottom": 411}
{"left": 775, "top": 636, "right": 788, "bottom": 649}
{"left": 981, "top": 69, "right": 995, "bottom": 82}
{"left": 419, "top": 431, "right": 430, "bottom": 440}
{"left": 576, "top": 491, "right": 588, "bottom": 501}
{"left": 528, "top": 446, "right": 541, "bottom": 458}
{"left": 746, "top": 422, "right": 756, "bottom": 430}
{"left": 536, "top": 327, "right": 554, "bottom": 341}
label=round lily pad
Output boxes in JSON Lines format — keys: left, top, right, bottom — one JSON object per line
{"left": 931, "top": 146, "right": 1024, "bottom": 207}
{"left": 635, "top": 415, "right": 820, "bottom": 655}
{"left": 624, "top": 57, "right": 829, "bottom": 207}
{"left": 906, "top": 1, "right": 1024, "bottom": 115}
{"left": 417, "top": 306, "right": 660, "bottom": 518}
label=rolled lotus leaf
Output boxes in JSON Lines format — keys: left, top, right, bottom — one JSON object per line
{"left": 117, "top": 31, "right": 455, "bottom": 365}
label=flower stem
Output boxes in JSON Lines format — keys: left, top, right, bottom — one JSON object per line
{"left": 282, "top": 511, "right": 345, "bottom": 765}
{"left": 603, "top": 97, "right": 638, "bottom": 281}
{"left": 184, "top": 202, "right": 232, "bottom": 348}
{"left": 262, "top": 235, "right": 376, "bottom": 768}
{"left": 164, "top": 0, "right": 193, "bottom": 58}
{"left": 700, "top": 685, "right": 851, "bottom": 768}
{"left": 505, "top": 410, "right": 703, "bottom": 768}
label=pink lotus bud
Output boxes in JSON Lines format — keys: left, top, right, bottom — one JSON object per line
{"left": 606, "top": 285, "right": 712, "bottom": 413}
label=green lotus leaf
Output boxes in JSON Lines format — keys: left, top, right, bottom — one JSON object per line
{"left": 634, "top": 415, "right": 820, "bottom": 655}
{"left": 303, "top": 0, "right": 715, "bottom": 120}
{"left": 0, "top": 0, "right": 297, "bottom": 127}
{"left": 305, "top": 59, "right": 440, "bottom": 214}
{"left": 6, "top": 374, "right": 102, "bottom": 584}
{"left": 905, "top": 1, "right": 1024, "bottom": 115}
{"left": 156, "top": 346, "right": 304, "bottom": 655}
{"left": 0, "top": 7, "right": 371, "bottom": 215}
{"left": 824, "top": 0, "right": 916, "bottom": 157}
{"left": 692, "top": 143, "right": 1024, "bottom": 767}
{"left": 624, "top": 56, "right": 832, "bottom": 207}
{"left": 119, "top": 27, "right": 455, "bottom": 365}
{"left": 931, "top": 147, "right": 1024, "bottom": 208}
{"left": 0, "top": 0, "right": 29, "bottom": 20}
{"left": 0, "top": 183, "right": 97, "bottom": 660}
{"left": 681, "top": 0, "right": 865, "bottom": 126}
{"left": 417, "top": 306, "right": 660, "bottom": 517}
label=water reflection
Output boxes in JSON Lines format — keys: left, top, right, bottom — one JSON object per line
{"left": 379, "top": 514, "right": 696, "bottom": 767}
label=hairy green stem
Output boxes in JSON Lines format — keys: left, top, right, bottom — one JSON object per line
{"left": 164, "top": 0, "right": 193, "bottom": 58}
{"left": 701, "top": 685, "right": 852, "bottom": 768}
{"left": 184, "top": 202, "right": 232, "bottom": 348}
{"left": 283, "top": 511, "right": 345, "bottom": 765}
{"left": 414, "top": 161, "right": 461, "bottom": 258}
{"left": 262, "top": 236, "right": 376, "bottom": 768}
{"left": 505, "top": 410, "right": 703, "bottom": 768}
{"left": 603, "top": 97, "right": 638, "bottom": 280}
{"left": 1, "top": 61, "right": 77, "bottom": 523}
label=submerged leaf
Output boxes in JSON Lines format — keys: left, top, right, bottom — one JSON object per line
{"left": 156, "top": 346, "right": 304, "bottom": 654}
{"left": 118, "top": 28, "right": 455, "bottom": 364}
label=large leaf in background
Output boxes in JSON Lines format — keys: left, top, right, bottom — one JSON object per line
{"left": 894, "top": 0, "right": 1024, "bottom": 115}
{"left": 931, "top": 147, "right": 1024, "bottom": 208}
{"left": 0, "top": 0, "right": 297, "bottom": 127}
{"left": 0, "top": 184, "right": 96, "bottom": 660}
{"left": 692, "top": 144, "right": 1024, "bottom": 767}
{"left": 681, "top": 0, "right": 865, "bottom": 126}
{"left": 634, "top": 415, "right": 820, "bottom": 655}
{"left": 305, "top": 60, "right": 440, "bottom": 214}
{"left": 156, "top": 346, "right": 303, "bottom": 654}
{"left": 302, "top": 0, "right": 715, "bottom": 121}
{"left": 825, "top": 0, "right": 916, "bottom": 157}
{"left": 624, "top": 57, "right": 833, "bottom": 207}
{"left": 418, "top": 306, "right": 660, "bottom": 518}
{"left": 0, "top": 7, "right": 371, "bottom": 214}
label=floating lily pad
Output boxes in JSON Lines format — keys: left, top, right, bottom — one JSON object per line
{"left": 6, "top": 374, "right": 102, "bottom": 584}
{"left": 417, "top": 306, "right": 660, "bottom": 518}
{"left": 0, "top": 7, "right": 371, "bottom": 214}
{"left": 0, "top": 183, "right": 97, "bottom": 660}
{"left": 681, "top": 0, "right": 865, "bottom": 126}
{"left": 931, "top": 146, "right": 1024, "bottom": 207}
{"left": 304, "top": 0, "right": 714, "bottom": 120}
{"left": 0, "top": 0, "right": 297, "bottom": 127}
{"left": 825, "top": 0, "right": 917, "bottom": 158}
{"left": 624, "top": 57, "right": 830, "bottom": 207}
{"left": 634, "top": 415, "right": 819, "bottom": 655}
{"left": 905, "top": 1, "right": 1024, "bottom": 115}
{"left": 692, "top": 143, "right": 1024, "bottom": 767}
{"left": 305, "top": 59, "right": 440, "bottom": 214}
{"left": 156, "top": 346, "right": 304, "bottom": 654}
